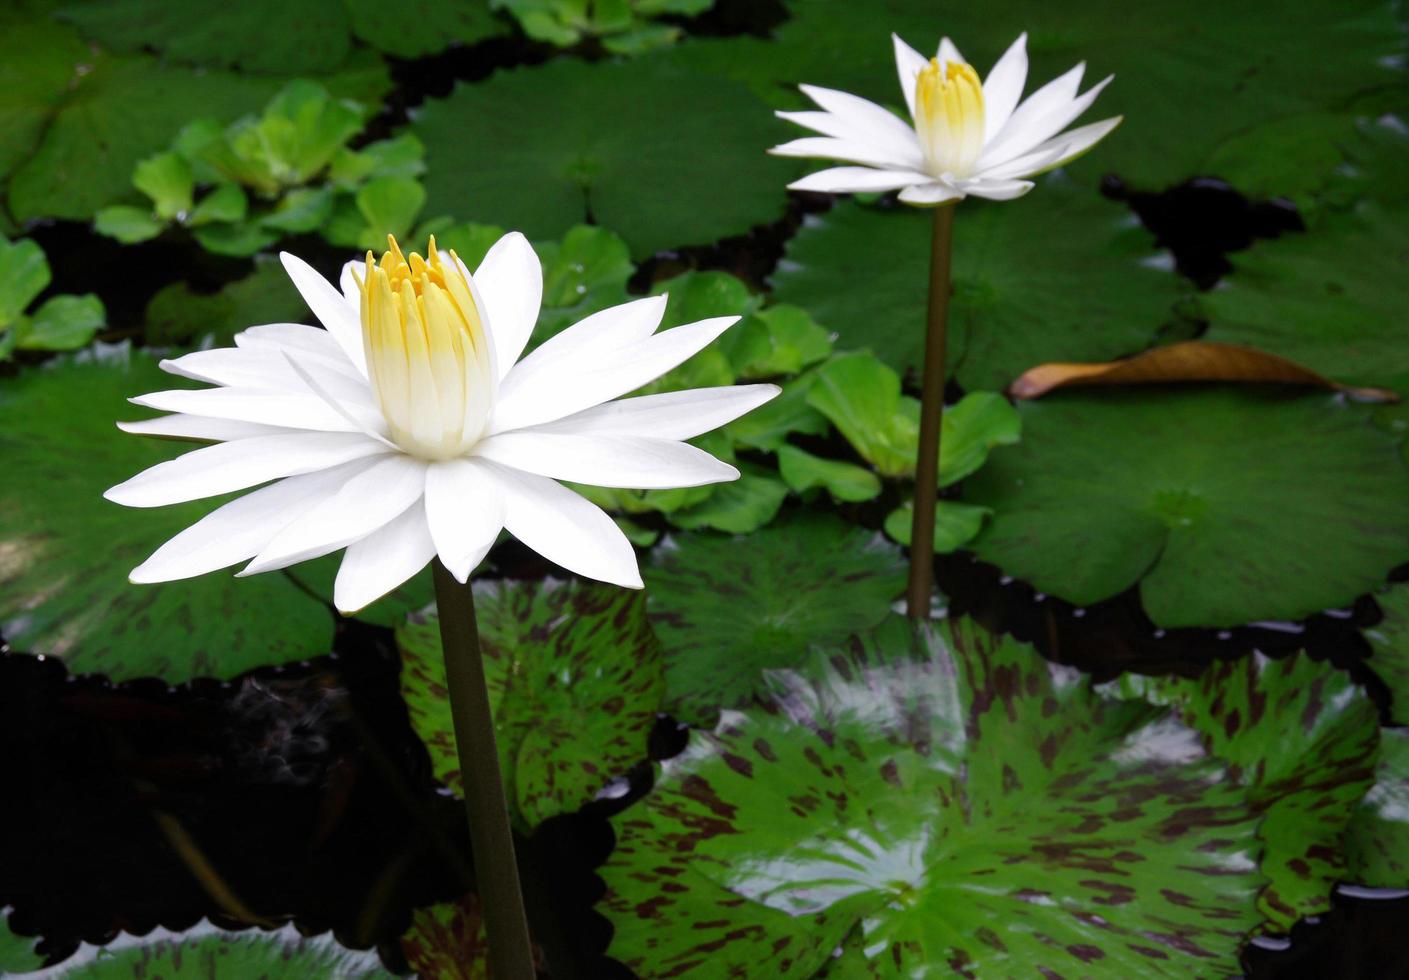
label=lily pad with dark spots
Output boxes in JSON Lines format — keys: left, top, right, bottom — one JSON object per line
{"left": 1107, "top": 652, "right": 1380, "bottom": 929}
{"left": 1367, "top": 584, "right": 1409, "bottom": 724}
{"left": 0, "top": 347, "right": 333, "bottom": 682}
{"left": 25, "top": 921, "right": 393, "bottom": 977}
{"left": 644, "top": 511, "right": 906, "bottom": 726}
{"left": 1346, "top": 727, "right": 1409, "bottom": 888}
{"left": 398, "top": 578, "right": 665, "bottom": 829}
{"left": 602, "top": 615, "right": 1266, "bottom": 978}
{"left": 963, "top": 388, "right": 1409, "bottom": 628}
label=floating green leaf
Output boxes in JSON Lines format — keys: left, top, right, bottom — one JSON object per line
{"left": 645, "top": 512, "right": 905, "bottom": 724}
{"left": 534, "top": 224, "right": 634, "bottom": 339}
{"left": 26, "top": 921, "right": 393, "bottom": 977}
{"left": 0, "top": 234, "right": 104, "bottom": 357}
{"left": 398, "top": 578, "right": 665, "bottom": 828}
{"left": 343, "top": 0, "right": 507, "bottom": 58}
{"left": 603, "top": 616, "right": 1265, "bottom": 978}
{"left": 0, "top": 907, "right": 41, "bottom": 975}
{"left": 494, "top": 0, "right": 712, "bottom": 52}
{"left": 884, "top": 499, "right": 992, "bottom": 553}
{"left": 1346, "top": 727, "right": 1409, "bottom": 888}
{"left": 0, "top": 347, "right": 332, "bottom": 681}
{"left": 773, "top": 182, "right": 1189, "bottom": 387}
{"left": 777, "top": 444, "right": 881, "bottom": 502}
{"left": 400, "top": 896, "right": 491, "bottom": 980}
{"left": 964, "top": 389, "right": 1409, "bottom": 628}
{"left": 1108, "top": 653, "right": 1379, "bottom": 928}
{"left": 414, "top": 53, "right": 793, "bottom": 258}
{"left": 1203, "top": 201, "right": 1409, "bottom": 395}
{"left": 0, "top": 235, "right": 49, "bottom": 327}
{"left": 0, "top": 10, "right": 89, "bottom": 186}
{"left": 665, "top": 462, "right": 789, "bottom": 533}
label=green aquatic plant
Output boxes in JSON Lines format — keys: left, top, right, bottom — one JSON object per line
{"left": 493, "top": 0, "right": 715, "bottom": 54}
{"left": 0, "top": 235, "right": 105, "bottom": 360}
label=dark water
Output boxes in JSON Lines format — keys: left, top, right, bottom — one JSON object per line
{"left": 6, "top": 3, "right": 1408, "bottom": 975}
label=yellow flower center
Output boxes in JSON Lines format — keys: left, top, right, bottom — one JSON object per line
{"left": 914, "top": 59, "right": 985, "bottom": 178}
{"left": 357, "top": 236, "right": 495, "bottom": 460}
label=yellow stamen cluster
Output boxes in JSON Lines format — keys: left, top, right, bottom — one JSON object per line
{"left": 358, "top": 236, "right": 494, "bottom": 460}
{"left": 914, "top": 59, "right": 985, "bottom": 178}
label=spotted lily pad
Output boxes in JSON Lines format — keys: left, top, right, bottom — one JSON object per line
{"left": 644, "top": 512, "right": 906, "bottom": 725}
{"left": 963, "top": 389, "right": 1409, "bottom": 628}
{"left": 1346, "top": 727, "right": 1409, "bottom": 888}
{"left": 772, "top": 182, "right": 1189, "bottom": 388}
{"left": 398, "top": 578, "right": 665, "bottom": 828}
{"left": 0, "top": 347, "right": 332, "bottom": 681}
{"left": 400, "top": 896, "right": 490, "bottom": 980}
{"left": 771, "top": 0, "right": 1406, "bottom": 190}
{"left": 1203, "top": 201, "right": 1409, "bottom": 395}
{"left": 1367, "top": 584, "right": 1409, "bottom": 724}
{"left": 1106, "top": 653, "right": 1379, "bottom": 929}
{"left": 413, "top": 53, "right": 793, "bottom": 258}
{"left": 25, "top": 921, "right": 393, "bottom": 977}
{"left": 603, "top": 615, "right": 1267, "bottom": 978}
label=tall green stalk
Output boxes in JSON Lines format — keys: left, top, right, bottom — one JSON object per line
{"left": 431, "top": 560, "right": 536, "bottom": 979}
{"left": 905, "top": 202, "right": 957, "bottom": 619}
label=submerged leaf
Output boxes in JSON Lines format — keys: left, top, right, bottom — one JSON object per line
{"left": 603, "top": 616, "right": 1266, "bottom": 978}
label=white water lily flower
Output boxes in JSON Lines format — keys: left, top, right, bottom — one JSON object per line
{"left": 106, "top": 234, "right": 778, "bottom": 612}
{"left": 771, "top": 32, "right": 1121, "bottom": 205}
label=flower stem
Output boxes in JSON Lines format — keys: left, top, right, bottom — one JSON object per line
{"left": 905, "top": 201, "right": 957, "bottom": 620}
{"left": 431, "top": 560, "right": 536, "bottom": 979}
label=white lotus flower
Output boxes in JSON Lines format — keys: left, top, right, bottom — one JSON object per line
{"left": 106, "top": 234, "right": 777, "bottom": 612}
{"left": 771, "top": 32, "right": 1121, "bottom": 205}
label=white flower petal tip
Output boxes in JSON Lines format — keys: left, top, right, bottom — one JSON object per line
{"left": 779, "top": 31, "right": 1116, "bottom": 202}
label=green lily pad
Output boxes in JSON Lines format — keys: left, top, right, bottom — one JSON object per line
{"left": 343, "top": 0, "right": 506, "bottom": 58}
{"left": 7, "top": 49, "right": 388, "bottom": 223}
{"left": 398, "top": 578, "right": 665, "bottom": 828}
{"left": 0, "top": 10, "right": 89, "bottom": 187}
{"left": 603, "top": 615, "right": 1266, "bottom": 978}
{"left": 963, "top": 388, "right": 1409, "bottom": 629}
{"left": 1367, "top": 584, "right": 1409, "bottom": 724}
{"left": 0, "top": 234, "right": 50, "bottom": 328}
{"left": 26, "top": 921, "right": 393, "bottom": 977}
{"left": 0, "top": 347, "right": 332, "bottom": 681}
{"left": 772, "top": 182, "right": 1189, "bottom": 388}
{"left": 664, "top": 462, "right": 789, "bottom": 533}
{"left": 13, "top": 294, "right": 105, "bottom": 353}
{"left": 0, "top": 908, "right": 41, "bottom": 974}
{"left": 771, "top": 0, "right": 1406, "bottom": 190}
{"left": 534, "top": 224, "right": 634, "bottom": 340}
{"left": 884, "top": 500, "right": 993, "bottom": 553}
{"left": 1346, "top": 727, "right": 1409, "bottom": 888}
{"left": 1203, "top": 201, "right": 1409, "bottom": 395}
{"left": 726, "top": 374, "right": 829, "bottom": 452}
{"left": 777, "top": 444, "right": 881, "bottom": 502}
{"left": 413, "top": 52, "right": 793, "bottom": 258}
{"left": 644, "top": 511, "right": 905, "bottom": 725}
{"left": 143, "top": 256, "right": 305, "bottom": 346}
{"left": 1107, "top": 653, "right": 1379, "bottom": 928}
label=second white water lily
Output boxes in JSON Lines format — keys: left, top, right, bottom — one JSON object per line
{"left": 771, "top": 32, "right": 1121, "bottom": 204}
{"left": 106, "top": 233, "right": 777, "bottom": 612}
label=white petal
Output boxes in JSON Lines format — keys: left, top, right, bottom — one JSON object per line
{"left": 476, "top": 431, "right": 739, "bottom": 489}
{"left": 424, "top": 458, "right": 505, "bottom": 583}
{"left": 957, "top": 177, "right": 1036, "bottom": 201}
{"left": 129, "top": 461, "right": 368, "bottom": 583}
{"left": 978, "top": 63, "right": 1090, "bottom": 167}
{"left": 1021, "top": 116, "right": 1124, "bottom": 173}
{"left": 475, "top": 232, "right": 543, "bottom": 380}
{"left": 982, "top": 33, "right": 1029, "bottom": 143}
{"left": 339, "top": 259, "right": 361, "bottom": 305}
{"left": 242, "top": 454, "right": 427, "bottom": 575}
{"left": 938, "top": 37, "right": 965, "bottom": 68}
{"left": 491, "top": 315, "right": 738, "bottom": 434}
{"left": 892, "top": 33, "right": 930, "bottom": 118}
{"left": 797, "top": 85, "right": 919, "bottom": 158}
{"left": 502, "top": 296, "right": 666, "bottom": 393}
{"left": 788, "top": 166, "right": 930, "bottom": 194}
{"left": 118, "top": 415, "right": 286, "bottom": 442}
{"left": 236, "top": 322, "right": 345, "bottom": 362}
{"left": 529, "top": 384, "right": 780, "bottom": 441}
{"left": 986, "top": 74, "right": 1114, "bottom": 168}
{"left": 770, "top": 135, "right": 923, "bottom": 171}
{"left": 161, "top": 345, "right": 363, "bottom": 391}
{"left": 482, "top": 461, "right": 642, "bottom": 588}
{"left": 333, "top": 500, "right": 437, "bottom": 613}
{"left": 898, "top": 182, "right": 965, "bottom": 205}
{"left": 105, "top": 431, "right": 390, "bottom": 508}
{"left": 973, "top": 142, "right": 1069, "bottom": 182}
{"left": 279, "top": 251, "right": 368, "bottom": 377}
{"left": 132, "top": 388, "right": 370, "bottom": 433}
{"left": 282, "top": 353, "right": 396, "bottom": 447}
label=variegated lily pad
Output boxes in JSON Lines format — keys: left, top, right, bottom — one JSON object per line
{"left": 644, "top": 512, "right": 906, "bottom": 725}
{"left": 602, "top": 616, "right": 1266, "bottom": 978}
{"left": 1367, "top": 583, "right": 1409, "bottom": 724}
{"left": 398, "top": 578, "right": 665, "bottom": 828}
{"left": 1346, "top": 727, "right": 1409, "bottom": 888}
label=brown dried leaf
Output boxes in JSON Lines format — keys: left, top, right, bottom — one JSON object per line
{"left": 1009, "top": 341, "right": 1399, "bottom": 401}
